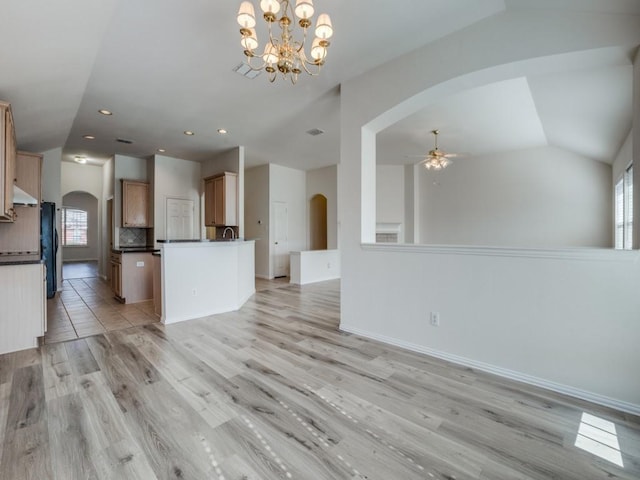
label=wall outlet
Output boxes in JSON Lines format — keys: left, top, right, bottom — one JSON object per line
{"left": 327, "top": 262, "right": 331, "bottom": 269}
{"left": 192, "top": 289, "right": 197, "bottom": 296}
{"left": 430, "top": 312, "right": 440, "bottom": 326}
{"left": 136, "top": 261, "right": 144, "bottom": 267}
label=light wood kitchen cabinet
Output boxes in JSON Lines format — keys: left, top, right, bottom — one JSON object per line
{"left": 0, "top": 101, "right": 17, "bottom": 222}
{"left": 110, "top": 252, "right": 123, "bottom": 298}
{"left": 111, "top": 251, "right": 153, "bottom": 303}
{"left": 122, "top": 180, "right": 150, "bottom": 227}
{"left": 204, "top": 172, "right": 237, "bottom": 227}
{"left": 204, "top": 176, "right": 216, "bottom": 226}
{"left": 0, "top": 152, "right": 42, "bottom": 255}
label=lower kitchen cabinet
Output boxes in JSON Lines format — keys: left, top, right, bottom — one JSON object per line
{"left": 111, "top": 251, "right": 153, "bottom": 303}
{"left": 110, "top": 253, "right": 122, "bottom": 298}
{"left": 0, "top": 262, "right": 46, "bottom": 354}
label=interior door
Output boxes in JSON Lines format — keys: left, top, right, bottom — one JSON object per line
{"left": 273, "top": 201, "right": 289, "bottom": 278}
{"left": 106, "top": 198, "right": 113, "bottom": 280}
{"left": 166, "top": 198, "right": 194, "bottom": 240}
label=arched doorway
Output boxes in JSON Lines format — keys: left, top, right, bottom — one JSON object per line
{"left": 309, "top": 194, "right": 328, "bottom": 250}
{"left": 61, "top": 191, "right": 99, "bottom": 279}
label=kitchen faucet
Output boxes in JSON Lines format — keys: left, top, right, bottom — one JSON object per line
{"left": 223, "top": 226, "right": 236, "bottom": 240}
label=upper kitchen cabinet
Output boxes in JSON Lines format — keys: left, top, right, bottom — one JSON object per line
{"left": 0, "top": 152, "right": 42, "bottom": 255}
{"left": 0, "top": 101, "right": 17, "bottom": 222}
{"left": 204, "top": 172, "right": 237, "bottom": 227}
{"left": 122, "top": 179, "right": 150, "bottom": 227}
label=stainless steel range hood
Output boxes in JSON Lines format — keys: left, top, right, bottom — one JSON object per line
{"left": 13, "top": 185, "right": 38, "bottom": 206}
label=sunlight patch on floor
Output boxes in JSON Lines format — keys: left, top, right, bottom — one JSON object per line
{"left": 575, "top": 412, "right": 624, "bottom": 467}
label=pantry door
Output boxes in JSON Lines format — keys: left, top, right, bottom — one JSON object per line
{"left": 166, "top": 198, "right": 194, "bottom": 240}
{"left": 273, "top": 201, "right": 289, "bottom": 278}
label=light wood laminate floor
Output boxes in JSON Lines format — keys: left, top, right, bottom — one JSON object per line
{"left": 2, "top": 279, "right": 639, "bottom": 479}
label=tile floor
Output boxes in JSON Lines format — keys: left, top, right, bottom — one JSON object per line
{"left": 45, "top": 262, "right": 290, "bottom": 344}
{"left": 45, "top": 262, "right": 158, "bottom": 344}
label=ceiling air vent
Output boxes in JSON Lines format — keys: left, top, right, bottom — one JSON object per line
{"left": 306, "top": 128, "right": 324, "bottom": 136}
{"left": 233, "top": 62, "right": 261, "bottom": 79}
{"left": 116, "top": 138, "right": 134, "bottom": 144}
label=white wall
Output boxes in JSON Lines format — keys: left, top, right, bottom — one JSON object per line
{"left": 290, "top": 249, "right": 340, "bottom": 285}
{"left": 340, "top": 9, "right": 640, "bottom": 413}
{"left": 376, "top": 165, "right": 405, "bottom": 242}
{"left": 633, "top": 47, "right": 640, "bottom": 249}
{"left": 161, "top": 241, "right": 255, "bottom": 324}
{"left": 404, "top": 164, "right": 418, "bottom": 244}
{"left": 270, "top": 164, "right": 306, "bottom": 278}
{"left": 612, "top": 130, "right": 632, "bottom": 184}
{"left": 418, "top": 146, "right": 612, "bottom": 248}
{"left": 101, "top": 157, "right": 114, "bottom": 278}
{"left": 153, "top": 155, "right": 201, "bottom": 243}
{"left": 62, "top": 162, "right": 103, "bottom": 199}
{"left": 245, "top": 165, "right": 270, "bottom": 278}
{"left": 306, "top": 165, "right": 338, "bottom": 249}
{"left": 41, "top": 148, "right": 62, "bottom": 289}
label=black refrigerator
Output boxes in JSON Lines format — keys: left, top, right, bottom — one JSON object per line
{"left": 41, "top": 202, "right": 58, "bottom": 298}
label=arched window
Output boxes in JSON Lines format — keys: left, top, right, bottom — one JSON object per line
{"left": 62, "top": 207, "right": 88, "bottom": 246}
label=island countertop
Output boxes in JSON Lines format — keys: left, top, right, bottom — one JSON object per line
{"left": 157, "top": 238, "right": 255, "bottom": 243}
{"left": 112, "top": 246, "right": 159, "bottom": 254}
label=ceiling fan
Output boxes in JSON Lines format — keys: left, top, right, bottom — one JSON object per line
{"left": 409, "top": 129, "right": 457, "bottom": 170}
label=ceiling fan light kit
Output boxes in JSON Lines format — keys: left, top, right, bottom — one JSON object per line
{"left": 237, "top": 0, "right": 333, "bottom": 84}
{"left": 421, "top": 129, "right": 456, "bottom": 170}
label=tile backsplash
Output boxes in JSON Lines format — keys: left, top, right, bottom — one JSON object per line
{"left": 119, "top": 228, "right": 151, "bottom": 246}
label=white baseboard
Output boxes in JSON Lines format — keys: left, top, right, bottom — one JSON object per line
{"left": 340, "top": 325, "right": 640, "bottom": 417}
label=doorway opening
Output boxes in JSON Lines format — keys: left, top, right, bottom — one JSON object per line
{"left": 309, "top": 194, "right": 328, "bottom": 250}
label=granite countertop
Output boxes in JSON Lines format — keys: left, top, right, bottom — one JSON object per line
{"left": 0, "top": 256, "right": 44, "bottom": 266}
{"left": 112, "top": 246, "right": 160, "bottom": 253}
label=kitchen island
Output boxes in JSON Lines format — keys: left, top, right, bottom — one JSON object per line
{"left": 157, "top": 239, "right": 255, "bottom": 324}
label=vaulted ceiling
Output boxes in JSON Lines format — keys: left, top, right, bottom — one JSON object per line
{"left": 1, "top": 0, "right": 638, "bottom": 170}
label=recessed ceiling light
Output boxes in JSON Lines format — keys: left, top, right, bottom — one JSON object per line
{"left": 184, "top": 130, "right": 195, "bottom": 136}
{"left": 98, "top": 109, "right": 113, "bottom": 116}
{"left": 217, "top": 129, "right": 228, "bottom": 134}
{"left": 83, "top": 134, "right": 96, "bottom": 140}
{"left": 74, "top": 156, "right": 87, "bottom": 164}
{"left": 157, "top": 148, "right": 166, "bottom": 153}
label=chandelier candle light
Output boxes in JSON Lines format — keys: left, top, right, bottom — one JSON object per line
{"left": 237, "top": 0, "right": 333, "bottom": 84}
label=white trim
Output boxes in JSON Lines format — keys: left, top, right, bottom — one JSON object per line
{"left": 340, "top": 325, "right": 640, "bottom": 417}
{"left": 362, "top": 243, "right": 639, "bottom": 262}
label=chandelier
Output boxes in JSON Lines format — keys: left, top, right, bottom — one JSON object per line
{"left": 421, "top": 130, "right": 456, "bottom": 170}
{"left": 236, "top": 0, "right": 334, "bottom": 84}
